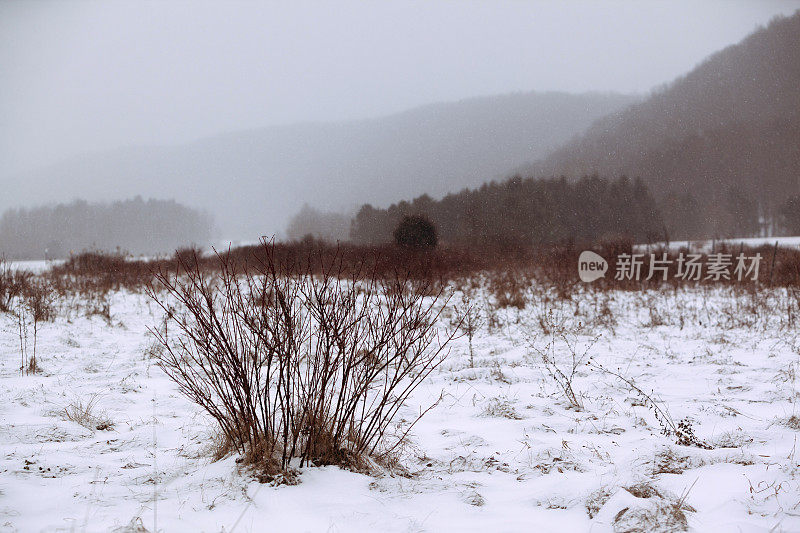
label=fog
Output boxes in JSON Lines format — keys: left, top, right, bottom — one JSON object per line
{"left": 1, "top": 0, "right": 799, "bottom": 242}
{"left": 3, "top": 0, "right": 797, "bottom": 174}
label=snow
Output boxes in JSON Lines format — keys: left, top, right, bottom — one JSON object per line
{"left": 2, "top": 285, "right": 800, "bottom": 532}
{"left": 5, "top": 260, "right": 62, "bottom": 274}
{"left": 636, "top": 235, "right": 800, "bottom": 253}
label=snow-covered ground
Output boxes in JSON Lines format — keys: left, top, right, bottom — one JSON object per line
{"left": 5, "top": 260, "right": 62, "bottom": 274}
{"left": 636, "top": 235, "right": 800, "bottom": 253}
{"left": 2, "top": 284, "right": 800, "bottom": 532}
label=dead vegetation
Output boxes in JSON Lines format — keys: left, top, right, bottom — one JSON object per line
{"left": 586, "top": 480, "right": 696, "bottom": 532}
{"left": 527, "top": 310, "right": 598, "bottom": 410}
{"left": 2, "top": 237, "right": 800, "bottom": 324}
{"left": 0, "top": 260, "right": 32, "bottom": 313}
{"left": 590, "top": 361, "right": 713, "bottom": 450}
{"left": 147, "top": 240, "right": 462, "bottom": 477}
{"left": 61, "top": 394, "right": 114, "bottom": 431}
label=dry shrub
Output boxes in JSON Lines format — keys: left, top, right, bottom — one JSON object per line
{"left": 48, "top": 250, "right": 155, "bottom": 294}
{"left": 587, "top": 481, "right": 695, "bottom": 532}
{"left": 220, "top": 240, "right": 487, "bottom": 285}
{"left": 772, "top": 247, "right": 800, "bottom": 286}
{"left": 535, "top": 243, "right": 579, "bottom": 299}
{"left": 148, "top": 240, "right": 461, "bottom": 476}
{"left": 62, "top": 394, "right": 114, "bottom": 431}
{"left": 10, "top": 276, "right": 56, "bottom": 375}
{"left": 613, "top": 499, "right": 689, "bottom": 533}
{"left": 449, "top": 294, "right": 483, "bottom": 367}
{"left": 593, "top": 362, "right": 712, "bottom": 449}
{"left": 528, "top": 310, "right": 598, "bottom": 410}
{"left": 481, "top": 397, "right": 523, "bottom": 419}
{"left": 487, "top": 268, "right": 531, "bottom": 309}
{"left": 0, "top": 261, "right": 31, "bottom": 313}
{"left": 173, "top": 246, "right": 204, "bottom": 272}
{"left": 21, "top": 237, "right": 800, "bottom": 340}
{"left": 586, "top": 486, "right": 615, "bottom": 518}
{"left": 650, "top": 447, "right": 753, "bottom": 475}
{"left": 22, "top": 278, "right": 56, "bottom": 322}
{"left": 34, "top": 238, "right": 800, "bottom": 305}
{"left": 784, "top": 415, "right": 800, "bottom": 430}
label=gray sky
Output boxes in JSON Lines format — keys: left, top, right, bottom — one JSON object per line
{"left": 2, "top": 0, "right": 799, "bottom": 175}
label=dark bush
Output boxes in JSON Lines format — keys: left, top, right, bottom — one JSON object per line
{"left": 394, "top": 215, "right": 438, "bottom": 248}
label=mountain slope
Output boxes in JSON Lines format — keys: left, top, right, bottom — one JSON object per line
{"left": 523, "top": 12, "right": 800, "bottom": 239}
{"left": 3, "top": 91, "right": 636, "bottom": 239}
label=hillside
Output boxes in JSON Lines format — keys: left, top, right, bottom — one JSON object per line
{"left": 2, "top": 92, "right": 636, "bottom": 239}
{"left": 523, "top": 12, "right": 800, "bottom": 239}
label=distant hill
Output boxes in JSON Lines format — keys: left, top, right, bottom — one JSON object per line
{"left": 3, "top": 91, "right": 636, "bottom": 240}
{"left": 522, "top": 12, "right": 800, "bottom": 239}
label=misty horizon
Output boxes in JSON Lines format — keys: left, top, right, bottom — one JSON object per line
{"left": 2, "top": 1, "right": 800, "bottom": 249}
{"left": 14, "top": 88, "right": 639, "bottom": 174}
{"left": 3, "top": 1, "right": 798, "bottom": 174}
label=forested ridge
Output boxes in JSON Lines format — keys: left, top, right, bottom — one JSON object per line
{"left": 524, "top": 12, "right": 800, "bottom": 239}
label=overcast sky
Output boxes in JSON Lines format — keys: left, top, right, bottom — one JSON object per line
{"left": 2, "top": 0, "right": 799, "bottom": 175}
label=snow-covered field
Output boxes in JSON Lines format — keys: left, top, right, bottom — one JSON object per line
{"left": 2, "top": 284, "right": 800, "bottom": 532}
{"left": 5, "top": 260, "right": 62, "bottom": 274}
{"left": 636, "top": 235, "right": 800, "bottom": 253}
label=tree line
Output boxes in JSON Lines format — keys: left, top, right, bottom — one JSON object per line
{"left": 0, "top": 197, "right": 213, "bottom": 260}
{"left": 350, "top": 175, "right": 665, "bottom": 246}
